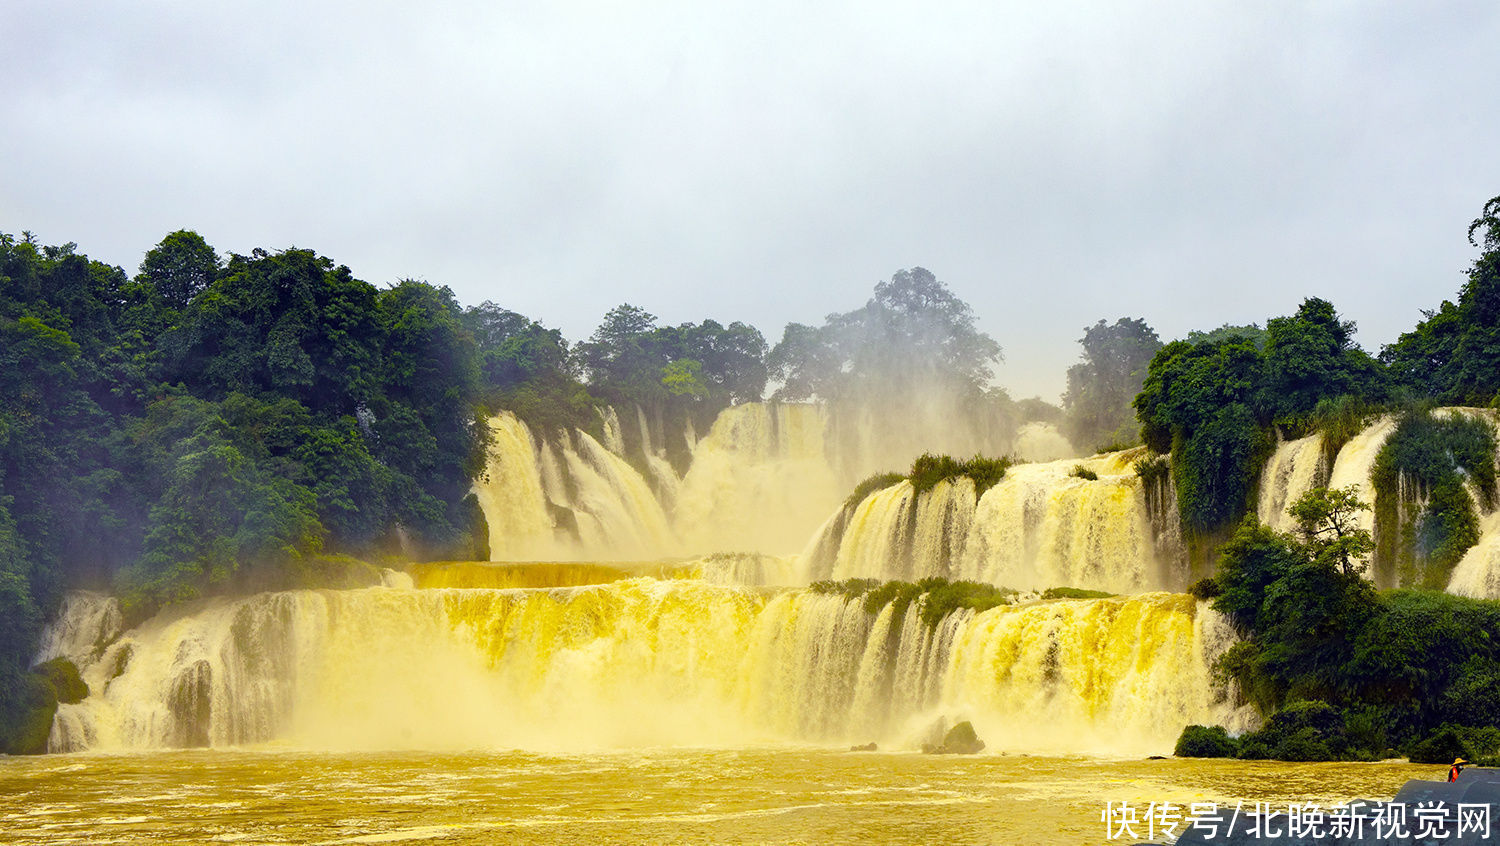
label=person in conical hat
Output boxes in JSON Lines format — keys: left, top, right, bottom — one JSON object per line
{"left": 1449, "top": 757, "right": 1469, "bottom": 782}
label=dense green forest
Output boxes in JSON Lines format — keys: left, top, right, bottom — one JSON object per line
{"left": 1178, "top": 485, "right": 1500, "bottom": 764}
{"left": 1163, "top": 196, "right": 1500, "bottom": 763}
{"left": 1136, "top": 196, "right": 1500, "bottom": 570}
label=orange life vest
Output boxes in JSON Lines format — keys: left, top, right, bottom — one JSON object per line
{"left": 1450, "top": 764, "right": 1462, "bottom": 782}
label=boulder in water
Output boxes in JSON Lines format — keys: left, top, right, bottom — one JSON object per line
{"left": 849, "top": 742, "right": 878, "bottom": 752}
{"left": 0, "top": 659, "right": 91, "bottom": 754}
{"left": 923, "top": 720, "right": 985, "bottom": 754}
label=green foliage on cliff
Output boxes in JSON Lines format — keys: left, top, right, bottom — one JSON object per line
{"left": 1308, "top": 394, "right": 1378, "bottom": 468}
{"left": 1371, "top": 410, "right": 1496, "bottom": 587}
{"left": 916, "top": 580, "right": 1015, "bottom": 627}
{"left": 1197, "top": 487, "right": 1500, "bottom": 762}
{"left": 1382, "top": 196, "right": 1500, "bottom": 406}
{"left": 844, "top": 472, "right": 905, "bottom": 510}
{"left": 463, "top": 302, "right": 601, "bottom": 437}
{"left": 1041, "top": 586, "right": 1114, "bottom": 600}
{"left": 808, "top": 577, "right": 1015, "bottom": 629}
{"left": 1134, "top": 335, "right": 1271, "bottom": 540}
{"left": 808, "top": 577, "right": 880, "bottom": 599}
{"left": 907, "top": 453, "right": 1012, "bottom": 497}
{"left": 1134, "top": 297, "right": 1385, "bottom": 555}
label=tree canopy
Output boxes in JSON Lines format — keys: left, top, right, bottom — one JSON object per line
{"left": 1382, "top": 195, "right": 1500, "bottom": 406}
{"left": 1135, "top": 296, "right": 1384, "bottom": 551}
{"left": 1062, "top": 317, "right": 1160, "bottom": 451}
{"left": 768, "top": 267, "right": 1000, "bottom": 403}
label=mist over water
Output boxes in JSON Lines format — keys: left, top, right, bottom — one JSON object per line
{"left": 474, "top": 402, "right": 1084, "bottom": 563}
{"left": 36, "top": 402, "right": 1500, "bottom": 763}
{"left": 45, "top": 583, "right": 1243, "bottom": 757}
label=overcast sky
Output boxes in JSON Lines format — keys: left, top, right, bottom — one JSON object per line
{"left": 4, "top": 1, "right": 1498, "bottom": 400}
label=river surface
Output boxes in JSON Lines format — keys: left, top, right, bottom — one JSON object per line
{"left": 0, "top": 748, "right": 1431, "bottom": 845}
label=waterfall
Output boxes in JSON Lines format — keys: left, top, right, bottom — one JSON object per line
{"left": 1438, "top": 409, "right": 1500, "bottom": 597}
{"left": 691, "top": 553, "right": 802, "bottom": 586}
{"left": 473, "top": 414, "right": 559, "bottom": 560}
{"left": 804, "top": 450, "right": 1177, "bottom": 593}
{"left": 824, "top": 482, "right": 918, "bottom": 581}
{"left": 561, "top": 430, "right": 676, "bottom": 557}
{"left": 1326, "top": 415, "right": 1398, "bottom": 542}
{"left": 1013, "top": 422, "right": 1076, "bottom": 463}
{"left": 1256, "top": 433, "right": 1324, "bottom": 532}
{"left": 1447, "top": 510, "right": 1500, "bottom": 599}
{"left": 941, "top": 593, "right": 1230, "bottom": 752}
{"left": 599, "top": 406, "right": 626, "bottom": 456}
{"left": 45, "top": 582, "right": 1234, "bottom": 756}
{"left": 33, "top": 591, "right": 123, "bottom": 667}
{"left": 476, "top": 404, "right": 845, "bottom": 561}
{"left": 475, "top": 412, "right": 676, "bottom": 560}
{"left": 673, "top": 403, "right": 841, "bottom": 555}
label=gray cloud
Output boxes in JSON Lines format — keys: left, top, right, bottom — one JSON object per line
{"left": 4, "top": 0, "right": 1498, "bottom": 400}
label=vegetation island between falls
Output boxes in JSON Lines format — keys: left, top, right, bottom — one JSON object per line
{"left": 4, "top": 197, "right": 1500, "bottom": 760}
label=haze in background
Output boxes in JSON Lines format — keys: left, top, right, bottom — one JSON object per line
{"left": 4, "top": 2, "right": 1500, "bottom": 399}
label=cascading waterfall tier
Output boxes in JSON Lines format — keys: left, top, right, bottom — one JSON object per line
{"left": 406, "top": 555, "right": 799, "bottom": 590}
{"left": 473, "top": 414, "right": 557, "bottom": 560}
{"left": 1449, "top": 510, "right": 1500, "bottom": 599}
{"left": 472, "top": 412, "right": 674, "bottom": 560}
{"left": 1440, "top": 409, "right": 1500, "bottom": 598}
{"left": 475, "top": 403, "right": 843, "bottom": 561}
{"left": 1326, "top": 415, "right": 1399, "bottom": 544}
{"left": 44, "top": 582, "right": 1236, "bottom": 757}
{"left": 1247, "top": 411, "right": 1500, "bottom": 593}
{"left": 801, "top": 449, "right": 1184, "bottom": 593}
{"left": 1257, "top": 433, "right": 1326, "bottom": 533}
{"left": 672, "top": 403, "right": 841, "bottom": 555}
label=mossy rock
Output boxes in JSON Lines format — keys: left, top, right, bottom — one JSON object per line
{"left": 1234, "top": 700, "right": 1348, "bottom": 762}
{"left": 35, "top": 658, "right": 88, "bottom": 704}
{"left": 1174, "top": 725, "right": 1237, "bottom": 758}
{"left": 0, "top": 660, "right": 89, "bottom": 755}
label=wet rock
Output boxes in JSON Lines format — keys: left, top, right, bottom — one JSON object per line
{"left": 923, "top": 720, "right": 985, "bottom": 754}
{"left": 168, "top": 659, "right": 212, "bottom": 748}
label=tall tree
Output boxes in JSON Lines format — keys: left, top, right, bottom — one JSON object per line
{"left": 576, "top": 304, "right": 662, "bottom": 405}
{"left": 1259, "top": 298, "right": 1383, "bottom": 425}
{"left": 138, "top": 230, "right": 219, "bottom": 312}
{"left": 1382, "top": 195, "right": 1500, "bottom": 405}
{"left": 1062, "top": 317, "right": 1160, "bottom": 451}
{"left": 768, "top": 267, "right": 1000, "bottom": 403}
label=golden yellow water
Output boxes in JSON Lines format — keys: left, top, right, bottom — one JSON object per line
{"left": 409, "top": 561, "right": 699, "bottom": 590}
{"left": 0, "top": 749, "right": 1431, "bottom": 845}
